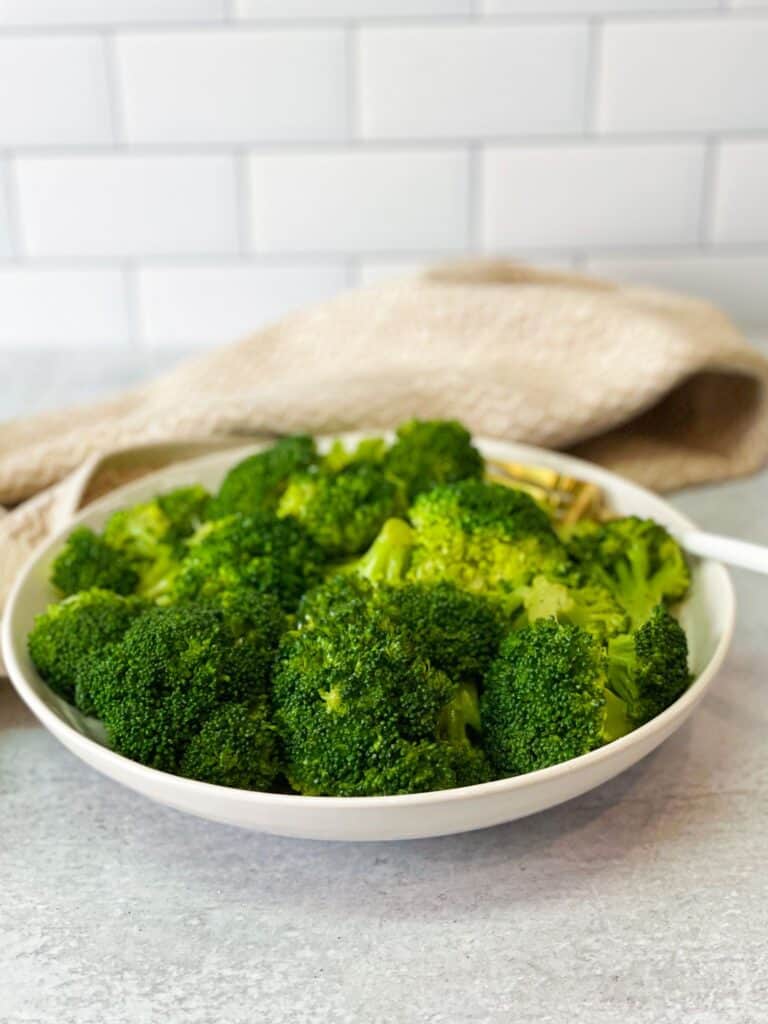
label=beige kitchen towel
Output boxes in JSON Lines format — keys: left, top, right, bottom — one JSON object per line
{"left": 2, "top": 260, "right": 768, "bottom": 615}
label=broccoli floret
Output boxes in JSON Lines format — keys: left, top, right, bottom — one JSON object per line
{"left": 606, "top": 605, "right": 691, "bottom": 725}
{"left": 408, "top": 480, "right": 566, "bottom": 610}
{"left": 274, "top": 618, "right": 491, "bottom": 796}
{"left": 173, "top": 512, "right": 326, "bottom": 612}
{"left": 322, "top": 436, "right": 388, "bottom": 473}
{"left": 209, "top": 435, "right": 317, "bottom": 519}
{"left": 520, "top": 573, "right": 628, "bottom": 640}
{"left": 481, "top": 619, "right": 632, "bottom": 776}
{"left": 179, "top": 698, "right": 280, "bottom": 791}
{"left": 301, "top": 574, "right": 504, "bottom": 682}
{"left": 385, "top": 418, "right": 484, "bottom": 501}
{"left": 278, "top": 462, "right": 402, "bottom": 557}
{"left": 563, "top": 516, "right": 690, "bottom": 628}
{"left": 50, "top": 526, "right": 138, "bottom": 597}
{"left": 79, "top": 594, "right": 285, "bottom": 771}
{"left": 27, "top": 588, "right": 146, "bottom": 704}
{"left": 343, "top": 517, "right": 416, "bottom": 585}
{"left": 102, "top": 485, "right": 210, "bottom": 601}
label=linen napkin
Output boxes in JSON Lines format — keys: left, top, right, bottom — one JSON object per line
{"left": 2, "top": 261, "right": 768, "bottom": 621}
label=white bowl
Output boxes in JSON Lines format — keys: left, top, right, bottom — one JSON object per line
{"left": 1, "top": 437, "right": 735, "bottom": 841}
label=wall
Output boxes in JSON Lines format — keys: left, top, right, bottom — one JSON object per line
{"left": 1, "top": 0, "right": 767, "bottom": 353}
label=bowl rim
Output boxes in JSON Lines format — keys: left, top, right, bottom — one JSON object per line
{"left": 1, "top": 436, "right": 736, "bottom": 811}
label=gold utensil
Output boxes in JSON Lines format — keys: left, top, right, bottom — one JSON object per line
{"left": 485, "top": 459, "right": 607, "bottom": 525}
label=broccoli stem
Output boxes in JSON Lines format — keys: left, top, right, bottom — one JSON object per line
{"left": 349, "top": 518, "right": 415, "bottom": 586}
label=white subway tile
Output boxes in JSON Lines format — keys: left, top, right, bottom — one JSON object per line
{"left": 0, "top": 37, "right": 111, "bottom": 146}
{"left": 117, "top": 30, "right": 346, "bottom": 144}
{"left": 0, "top": 269, "right": 128, "bottom": 348}
{"left": 586, "top": 255, "right": 768, "bottom": 331}
{"left": 248, "top": 150, "right": 469, "bottom": 253}
{"left": 16, "top": 155, "right": 238, "bottom": 258}
{"left": 236, "top": 0, "right": 471, "bottom": 15}
{"left": 482, "top": 144, "right": 704, "bottom": 248}
{"left": 0, "top": 1, "right": 224, "bottom": 25}
{"left": 484, "top": 0, "right": 715, "bottom": 10}
{"left": 731, "top": 0, "right": 768, "bottom": 6}
{"left": 598, "top": 18, "right": 768, "bottom": 133}
{"left": 138, "top": 263, "right": 347, "bottom": 347}
{"left": 0, "top": 165, "right": 10, "bottom": 260}
{"left": 359, "top": 25, "right": 588, "bottom": 140}
{"left": 712, "top": 141, "right": 768, "bottom": 244}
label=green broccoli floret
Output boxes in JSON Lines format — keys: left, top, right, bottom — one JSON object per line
{"left": 519, "top": 573, "right": 628, "bottom": 640}
{"left": 408, "top": 480, "right": 566, "bottom": 610}
{"left": 321, "top": 436, "right": 388, "bottom": 473}
{"left": 50, "top": 526, "right": 138, "bottom": 597}
{"left": 343, "top": 517, "right": 416, "bottom": 585}
{"left": 209, "top": 435, "right": 317, "bottom": 519}
{"left": 102, "top": 485, "right": 210, "bottom": 601}
{"left": 172, "top": 512, "right": 325, "bottom": 612}
{"left": 274, "top": 618, "right": 491, "bottom": 796}
{"left": 278, "top": 462, "right": 402, "bottom": 557}
{"left": 385, "top": 418, "right": 484, "bottom": 501}
{"left": 606, "top": 605, "right": 691, "bottom": 725}
{"left": 79, "top": 593, "right": 285, "bottom": 771}
{"left": 481, "top": 619, "right": 632, "bottom": 776}
{"left": 563, "top": 516, "right": 690, "bottom": 628}
{"left": 179, "top": 698, "right": 280, "bottom": 791}
{"left": 27, "top": 588, "right": 146, "bottom": 704}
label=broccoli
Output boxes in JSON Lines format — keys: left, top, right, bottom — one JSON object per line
{"left": 408, "top": 480, "right": 566, "bottom": 610}
{"left": 209, "top": 435, "right": 317, "bottom": 519}
{"left": 50, "top": 526, "right": 138, "bottom": 597}
{"left": 481, "top": 619, "right": 632, "bottom": 776}
{"left": 27, "top": 588, "right": 146, "bottom": 704}
{"left": 172, "top": 512, "right": 326, "bottom": 612}
{"left": 519, "top": 573, "right": 628, "bottom": 640}
{"left": 321, "top": 436, "right": 388, "bottom": 473}
{"left": 102, "top": 485, "right": 210, "bottom": 601}
{"left": 79, "top": 592, "right": 285, "bottom": 771}
{"left": 179, "top": 698, "right": 280, "bottom": 791}
{"left": 278, "top": 462, "right": 402, "bottom": 557}
{"left": 300, "top": 575, "right": 505, "bottom": 682}
{"left": 385, "top": 418, "right": 484, "bottom": 501}
{"left": 343, "top": 517, "right": 416, "bottom": 585}
{"left": 606, "top": 604, "right": 691, "bottom": 725}
{"left": 563, "top": 516, "right": 690, "bottom": 628}
{"left": 274, "top": 617, "right": 491, "bottom": 796}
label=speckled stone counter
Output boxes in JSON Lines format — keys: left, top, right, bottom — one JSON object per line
{"left": 1, "top": 352, "right": 767, "bottom": 1024}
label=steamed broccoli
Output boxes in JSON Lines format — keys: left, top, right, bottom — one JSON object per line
{"left": 563, "top": 516, "right": 690, "bottom": 627}
{"left": 274, "top": 616, "right": 491, "bottom": 796}
{"left": 102, "top": 485, "right": 210, "bottom": 601}
{"left": 607, "top": 604, "right": 691, "bottom": 725}
{"left": 278, "top": 462, "right": 402, "bottom": 557}
{"left": 343, "top": 517, "right": 416, "bottom": 585}
{"left": 50, "top": 526, "right": 138, "bottom": 597}
{"left": 481, "top": 619, "right": 632, "bottom": 776}
{"left": 300, "top": 575, "right": 505, "bottom": 682}
{"left": 172, "top": 512, "right": 326, "bottom": 612}
{"left": 519, "top": 573, "right": 628, "bottom": 640}
{"left": 179, "top": 698, "right": 280, "bottom": 790}
{"left": 27, "top": 588, "right": 146, "bottom": 704}
{"left": 321, "top": 436, "right": 388, "bottom": 473}
{"left": 408, "top": 480, "right": 566, "bottom": 610}
{"left": 385, "top": 418, "right": 484, "bottom": 501}
{"left": 209, "top": 435, "right": 317, "bottom": 519}
{"left": 79, "top": 592, "right": 285, "bottom": 771}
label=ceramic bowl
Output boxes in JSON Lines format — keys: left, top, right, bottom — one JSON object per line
{"left": 1, "top": 437, "right": 735, "bottom": 841}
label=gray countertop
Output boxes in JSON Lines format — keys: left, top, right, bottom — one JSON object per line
{"left": 1, "top": 352, "right": 767, "bottom": 1024}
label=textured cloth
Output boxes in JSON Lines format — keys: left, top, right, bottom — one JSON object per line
{"left": 2, "top": 261, "right": 768, "bottom": 619}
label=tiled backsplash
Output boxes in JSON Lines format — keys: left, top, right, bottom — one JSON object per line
{"left": 0, "top": 1, "right": 767, "bottom": 351}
